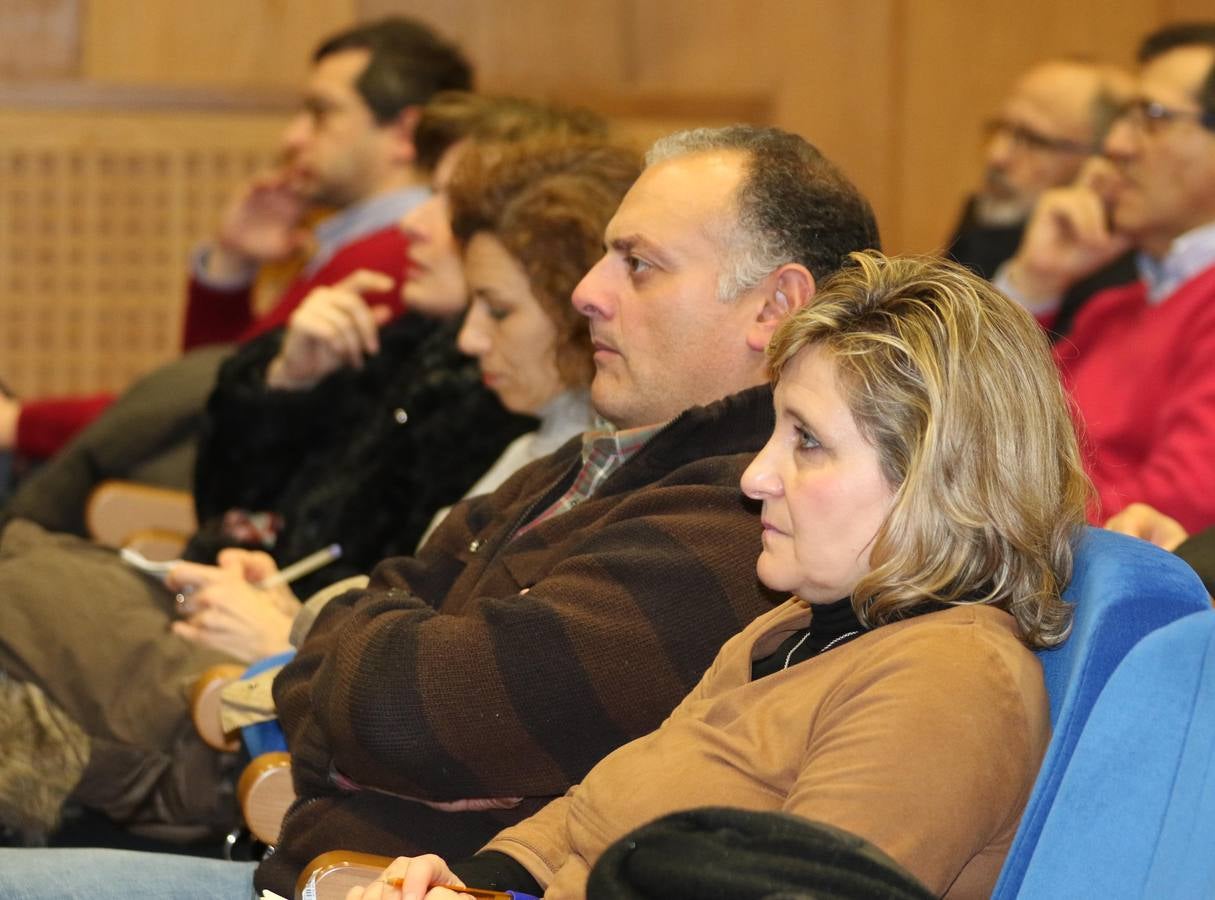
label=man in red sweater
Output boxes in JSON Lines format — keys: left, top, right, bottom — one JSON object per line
{"left": 0, "top": 17, "right": 471, "bottom": 534}
{"left": 998, "top": 23, "right": 1215, "bottom": 533}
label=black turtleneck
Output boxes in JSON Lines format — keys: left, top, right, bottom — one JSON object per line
{"left": 750, "top": 596, "right": 865, "bottom": 680}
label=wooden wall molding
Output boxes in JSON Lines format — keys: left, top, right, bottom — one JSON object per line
{"left": 0, "top": 82, "right": 296, "bottom": 113}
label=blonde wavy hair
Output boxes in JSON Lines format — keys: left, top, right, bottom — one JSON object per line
{"left": 768, "top": 251, "right": 1090, "bottom": 648}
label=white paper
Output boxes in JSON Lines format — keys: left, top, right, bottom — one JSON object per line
{"left": 119, "top": 546, "right": 183, "bottom": 580}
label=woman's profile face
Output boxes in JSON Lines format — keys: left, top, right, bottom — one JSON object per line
{"left": 741, "top": 346, "right": 894, "bottom": 604}
{"left": 398, "top": 141, "right": 469, "bottom": 317}
{"left": 457, "top": 231, "right": 565, "bottom": 415}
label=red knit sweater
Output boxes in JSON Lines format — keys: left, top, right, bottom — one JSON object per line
{"left": 15, "top": 226, "right": 409, "bottom": 458}
{"left": 1054, "top": 263, "right": 1215, "bottom": 532}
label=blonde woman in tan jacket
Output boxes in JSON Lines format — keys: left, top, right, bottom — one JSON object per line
{"left": 353, "top": 250, "right": 1091, "bottom": 900}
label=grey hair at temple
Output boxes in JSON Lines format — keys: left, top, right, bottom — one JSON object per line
{"left": 646, "top": 125, "right": 880, "bottom": 301}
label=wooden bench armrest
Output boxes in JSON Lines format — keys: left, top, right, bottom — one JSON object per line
{"left": 121, "top": 527, "right": 190, "bottom": 561}
{"left": 238, "top": 751, "right": 296, "bottom": 846}
{"left": 188, "top": 663, "right": 246, "bottom": 751}
{"left": 85, "top": 479, "right": 196, "bottom": 550}
{"left": 296, "top": 851, "right": 395, "bottom": 900}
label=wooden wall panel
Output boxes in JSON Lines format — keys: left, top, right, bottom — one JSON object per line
{"left": 361, "top": 0, "right": 631, "bottom": 89}
{"left": 764, "top": 2, "right": 900, "bottom": 248}
{"left": 81, "top": 0, "right": 355, "bottom": 88}
{"left": 0, "top": 0, "right": 79, "bottom": 79}
{"left": 0, "top": 109, "right": 283, "bottom": 396}
{"left": 364, "top": 0, "right": 898, "bottom": 241}
{"left": 1159, "top": 0, "right": 1215, "bottom": 20}
{"left": 626, "top": 0, "right": 898, "bottom": 247}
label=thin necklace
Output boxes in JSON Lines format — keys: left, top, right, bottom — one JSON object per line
{"left": 783, "top": 629, "right": 862, "bottom": 670}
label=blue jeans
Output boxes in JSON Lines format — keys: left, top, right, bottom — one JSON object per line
{"left": 0, "top": 848, "right": 257, "bottom": 899}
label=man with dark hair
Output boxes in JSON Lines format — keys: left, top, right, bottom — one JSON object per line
{"left": 313, "top": 17, "right": 473, "bottom": 125}
{"left": 945, "top": 59, "right": 1137, "bottom": 336}
{"left": 999, "top": 23, "right": 1215, "bottom": 532}
{"left": 1137, "top": 20, "right": 1215, "bottom": 73}
{"left": 0, "top": 125, "right": 882, "bottom": 898}
{"left": 189, "top": 16, "right": 471, "bottom": 344}
{"left": 0, "top": 16, "right": 471, "bottom": 532}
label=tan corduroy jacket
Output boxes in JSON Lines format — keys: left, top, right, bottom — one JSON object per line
{"left": 487, "top": 601, "right": 1050, "bottom": 900}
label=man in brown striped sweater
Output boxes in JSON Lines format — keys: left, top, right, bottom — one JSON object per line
{"left": 255, "top": 125, "right": 882, "bottom": 896}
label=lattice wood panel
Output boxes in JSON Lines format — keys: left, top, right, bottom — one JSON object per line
{"left": 0, "top": 109, "right": 284, "bottom": 397}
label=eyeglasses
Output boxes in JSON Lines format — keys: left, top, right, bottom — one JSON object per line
{"left": 1112, "top": 98, "right": 1215, "bottom": 134}
{"left": 983, "top": 118, "right": 1095, "bottom": 155}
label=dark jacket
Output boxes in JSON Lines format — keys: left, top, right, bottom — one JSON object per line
{"left": 187, "top": 314, "right": 534, "bottom": 598}
{"left": 586, "top": 807, "right": 934, "bottom": 900}
{"left": 255, "top": 385, "right": 783, "bottom": 896}
{"left": 1175, "top": 528, "right": 1215, "bottom": 596}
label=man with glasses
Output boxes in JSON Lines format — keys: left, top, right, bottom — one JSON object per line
{"left": 946, "top": 58, "right": 1134, "bottom": 314}
{"left": 1000, "top": 23, "right": 1215, "bottom": 534}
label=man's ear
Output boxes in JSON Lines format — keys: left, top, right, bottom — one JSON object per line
{"left": 384, "top": 105, "right": 422, "bottom": 166}
{"left": 745, "top": 264, "right": 816, "bottom": 352}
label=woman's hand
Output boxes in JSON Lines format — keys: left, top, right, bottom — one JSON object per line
{"left": 166, "top": 550, "right": 301, "bottom": 662}
{"left": 266, "top": 271, "right": 395, "bottom": 391}
{"left": 346, "top": 854, "right": 474, "bottom": 900}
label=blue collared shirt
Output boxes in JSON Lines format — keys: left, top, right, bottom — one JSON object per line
{"left": 1136, "top": 219, "right": 1215, "bottom": 305}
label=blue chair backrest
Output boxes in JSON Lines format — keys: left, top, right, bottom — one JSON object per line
{"left": 992, "top": 527, "right": 1210, "bottom": 898}
{"left": 1015, "top": 609, "right": 1215, "bottom": 897}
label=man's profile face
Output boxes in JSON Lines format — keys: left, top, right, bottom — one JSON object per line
{"left": 1103, "top": 45, "right": 1215, "bottom": 256}
{"left": 572, "top": 150, "right": 767, "bottom": 430}
{"left": 978, "top": 63, "right": 1099, "bottom": 222}
{"left": 281, "top": 48, "right": 395, "bottom": 207}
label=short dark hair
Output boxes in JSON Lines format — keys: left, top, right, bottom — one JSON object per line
{"left": 646, "top": 126, "right": 881, "bottom": 299}
{"left": 1137, "top": 22, "right": 1215, "bottom": 62}
{"left": 413, "top": 92, "right": 607, "bottom": 174}
{"left": 449, "top": 138, "right": 641, "bottom": 387}
{"left": 314, "top": 17, "right": 473, "bottom": 125}
{"left": 1137, "top": 22, "right": 1215, "bottom": 120}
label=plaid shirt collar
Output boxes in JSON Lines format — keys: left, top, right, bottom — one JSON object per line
{"left": 575, "top": 420, "right": 665, "bottom": 493}
{"left": 518, "top": 420, "right": 667, "bottom": 535}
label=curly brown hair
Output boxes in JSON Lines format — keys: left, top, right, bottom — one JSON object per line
{"left": 447, "top": 138, "right": 641, "bottom": 388}
{"left": 414, "top": 92, "right": 608, "bottom": 174}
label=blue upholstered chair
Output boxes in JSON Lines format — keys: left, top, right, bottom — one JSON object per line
{"left": 993, "top": 527, "right": 1212, "bottom": 898}
{"left": 1012, "top": 608, "right": 1215, "bottom": 897}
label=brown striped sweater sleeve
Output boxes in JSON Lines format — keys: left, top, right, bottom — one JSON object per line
{"left": 280, "top": 455, "right": 777, "bottom": 799}
{"left": 264, "top": 385, "right": 779, "bottom": 894}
